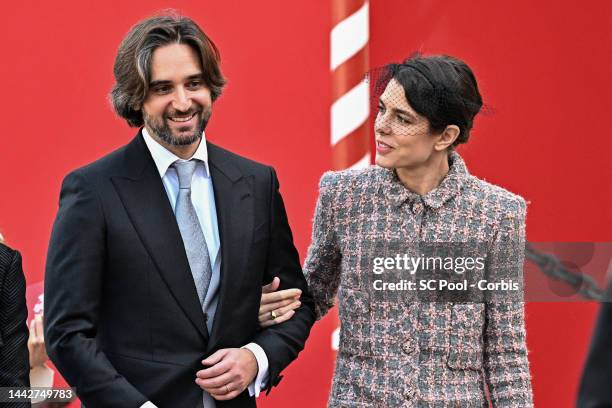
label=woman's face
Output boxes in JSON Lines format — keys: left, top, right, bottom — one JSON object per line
{"left": 374, "top": 79, "right": 440, "bottom": 170}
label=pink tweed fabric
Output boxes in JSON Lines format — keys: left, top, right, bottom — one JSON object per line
{"left": 304, "top": 152, "right": 533, "bottom": 407}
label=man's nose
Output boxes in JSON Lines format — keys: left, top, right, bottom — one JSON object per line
{"left": 172, "top": 87, "right": 192, "bottom": 112}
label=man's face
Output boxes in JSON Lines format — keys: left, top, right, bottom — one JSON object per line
{"left": 142, "top": 43, "right": 212, "bottom": 147}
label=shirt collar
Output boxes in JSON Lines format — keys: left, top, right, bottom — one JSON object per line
{"left": 383, "top": 151, "right": 469, "bottom": 209}
{"left": 142, "top": 127, "right": 211, "bottom": 178}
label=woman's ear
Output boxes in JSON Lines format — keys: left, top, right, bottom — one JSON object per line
{"left": 434, "top": 125, "right": 460, "bottom": 151}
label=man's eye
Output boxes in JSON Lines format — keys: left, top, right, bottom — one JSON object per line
{"left": 153, "top": 86, "right": 171, "bottom": 94}
{"left": 187, "top": 81, "right": 203, "bottom": 89}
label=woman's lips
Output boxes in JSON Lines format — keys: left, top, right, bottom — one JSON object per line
{"left": 376, "top": 140, "right": 394, "bottom": 154}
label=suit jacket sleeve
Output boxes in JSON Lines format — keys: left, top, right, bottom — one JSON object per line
{"left": 0, "top": 248, "right": 31, "bottom": 400}
{"left": 251, "top": 167, "right": 316, "bottom": 394}
{"left": 44, "top": 171, "right": 148, "bottom": 408}
{"left": 303, "top": 172, "right": 342, "bottom": 319}
{"left": 483, "top": 198, "right": 534, "bottom": 407}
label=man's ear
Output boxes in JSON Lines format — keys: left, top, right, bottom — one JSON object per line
{"left": 434, "top": 125, "right": 460, "bottom": 151}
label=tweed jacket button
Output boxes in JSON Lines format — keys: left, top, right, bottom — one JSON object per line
{"left": 412, "top": 202, "right": 424, "bottom": 214}
{"left": 404, "top": 387, "right": 416, "bottom": 399}
{"left": 402, "top": 342, "right": 417, "bottom": 354}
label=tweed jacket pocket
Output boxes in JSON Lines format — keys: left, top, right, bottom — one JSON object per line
{"left": 447, "top": 303, "right": 485, "bottom": 370}
{"left": 338, "top": 287, "right": 372, "bottom": 356}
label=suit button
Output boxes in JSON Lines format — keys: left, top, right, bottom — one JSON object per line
{"left": 402, "top": 342, "right": 417, "bottom": 354}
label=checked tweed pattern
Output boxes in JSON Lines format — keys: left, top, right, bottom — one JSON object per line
{"left": 304, "top": 152, "right": 533, "bottom": 407}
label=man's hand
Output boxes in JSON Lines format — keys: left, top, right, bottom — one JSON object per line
{"left": 195, "top": 348, "right": 258, "bottom": 400}
{"left": 259, "top": 277, "right": 301, "bottom": 328}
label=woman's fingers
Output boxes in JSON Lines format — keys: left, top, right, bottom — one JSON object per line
{"left": 258, "top": 282, "right": 302, "bottom": 327}
{"left": 28, "top": 319, "right": 36, "bottom": 348}
{"left": 261, "top": 277, "right": 280, "bottom": 294}
{"left": 260, "top": 310, "right": 295, "bottom": 328}
{"left": 259, "top": 299, "right": 297, "bottom": 320}
{"left": 261, "top": 288, "right": 301, "bottom": 305}
{"left": 35, "top": 314, "right": 44, "bottom": 342}
{"left": 259, "top": 295, "right": 300, "bottom": 315}
{"left": 274, "top": 300, "right": 301, "bottom": 317}
{"left": 29, "top": 314, "right": 44, "bottom": 342}
{"left": 259, "top": 300, "right": 301, "bottom": 323}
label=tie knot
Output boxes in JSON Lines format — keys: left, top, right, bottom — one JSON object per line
{"left": 173, "top": 160, "right": 198, "bottom": 189}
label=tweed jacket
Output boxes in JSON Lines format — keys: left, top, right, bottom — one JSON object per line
{"left": 304, "top": 152, "right": 533, "bottom": 407}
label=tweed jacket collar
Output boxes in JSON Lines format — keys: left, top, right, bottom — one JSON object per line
{"left": 383, "top": 151, "right": 469, "bottom": 209}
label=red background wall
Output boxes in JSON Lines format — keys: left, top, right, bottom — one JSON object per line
{"left": 0, "top": 1, "right": 610, "bottom": 407}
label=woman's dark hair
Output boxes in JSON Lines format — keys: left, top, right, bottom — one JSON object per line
{"left": 388, "top": 53, "right": 483, "bottom": 147}
{"left": 110, "top": 11, "right": 226, "bottom": 127}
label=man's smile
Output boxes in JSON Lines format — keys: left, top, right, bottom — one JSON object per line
{"left": 168, "top": 112, "right": 197, "bottom": 123}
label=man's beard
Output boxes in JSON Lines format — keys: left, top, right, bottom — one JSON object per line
{"left": 144, "top": 108, "right": 211, "bottom": 146}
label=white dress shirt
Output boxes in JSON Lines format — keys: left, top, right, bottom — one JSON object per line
{"left": 140, "top": 128, "right": 268, "bottom": 408}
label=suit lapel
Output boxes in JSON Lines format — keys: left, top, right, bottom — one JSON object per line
{"left": 111, "top": 133, "right": 209, "bottom": 341}
{"left": 206, "top": 143, "right": 254, "bottom": 350}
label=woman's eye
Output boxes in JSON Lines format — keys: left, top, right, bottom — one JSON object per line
{"left": 397, "top": 116, "right": 410, "bottom": 124}
{"left": 378, "top": 105, "right": 385, "bottom": 113}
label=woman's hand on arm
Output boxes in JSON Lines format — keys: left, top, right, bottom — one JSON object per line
{"left": 259, "top": 277, "right": 302, "bottom": 328}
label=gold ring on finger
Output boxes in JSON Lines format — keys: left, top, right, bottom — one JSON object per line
{"left": 226, "top": 384, "right": 231, "bottom": 393}
{"left": 270, "top": 310, "right": 278, "bottom": 319}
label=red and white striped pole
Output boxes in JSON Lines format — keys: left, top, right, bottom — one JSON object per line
{"left": 328, "top": 0, "right": 371, "bottom": 352}
{"left": 331, "top": 0, "right": 370, "bottom": 170}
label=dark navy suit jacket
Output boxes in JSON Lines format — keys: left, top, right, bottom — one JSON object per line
{"left": 45, "top": 132, "right": 315, "bottom": 408}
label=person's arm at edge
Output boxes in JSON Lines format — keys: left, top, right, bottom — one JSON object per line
{"left": 0, "top": 248, "right": 31, "bottom": 408}
{"left": 301, "top": 172, "right": 342, "bottom": 320}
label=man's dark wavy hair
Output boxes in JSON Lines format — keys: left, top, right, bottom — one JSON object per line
{"left": 110, "top": 11, "right": 226, "bottom": 127}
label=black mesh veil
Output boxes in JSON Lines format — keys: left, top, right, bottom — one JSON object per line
{"left": 366, "top": 53, "right": 493, "bottom": 148}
